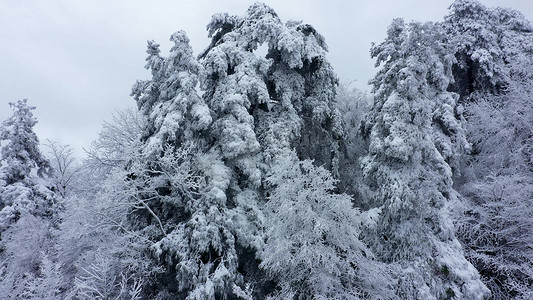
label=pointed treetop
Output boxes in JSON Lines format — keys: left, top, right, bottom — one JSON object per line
{"left": 0, "top": 99, "right": 50, "bottom": 184}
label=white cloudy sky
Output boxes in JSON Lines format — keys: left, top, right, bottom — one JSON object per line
{"left": 1, "top": 0, "right": 532, "bottom": 156}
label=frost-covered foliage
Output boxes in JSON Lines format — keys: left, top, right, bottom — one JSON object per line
{"left": 0, "top": 100, "right": 56, "bottom": 228}
{"left": 360, "top": 19, "right": 488, "bottom": 299}
{"left": 17, "top": 253, "right": 64, "bottom": 300}
{"left": 125, "top": 3, "right": 350, "bottom": 299}
{"left": 262, "top": 152, "right": 392, "bottom": 299}
{"left": 456, "top": 174, "right": 533, "bottom": 299}
{"left": 445, "top": 0, "right": 533, "bottom": 100}
{"left": 0, "top": 215, "right": 61, "bottom": 299}
{"left": 455, "top": 91, "right": 533, "bottom": 299}
{"left": 132, "top": 31, "right": 210, "bottom": 157}
{"left": 0, "top": 100, "right": 57, "bottom": 227}
{"left": 84, "top": 108, "right": 145, "bottom": 181}
{"left": 130, "top": 27, "right": 247, "bottom": 298}
{"left": 448, "top": 1, "right": 533, "bottom": 298}
{"left": 201, "top": 2, "right": 343, "bottom": 173}
{"left": 4, "top": 1, "right": 533, "bottom": 300}
{"left": 0, "top": 100, "right": 50, "bottom": 185}
{"left": 130, "top": 29, "right": 243, "bottom": 299}
{"left": 0, "top": 100, "right": 62, "bottom": 299}
{"left": 54, "top": 109, "right": 156, "bottom": 299}
{"left": 44, "top": 141, "right": 81, "bottom": 198}
{"left": 57, "top": 170, "right": 157, "bottom": 300}
{"left": 335, "top": 83, "right": 372, "bottom": 206}
{"left": 150, "top": 150, "right": 248, "bottom": 299}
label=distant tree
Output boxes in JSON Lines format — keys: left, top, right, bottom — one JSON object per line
{"left": 361, "top": 19, "right": 488, "bottom": 299}
{"left": 44, "top": 140, "right": 81, "bottom": 198}
{"left": 0, "top": 100, "right": 50, "bottom": 185}
{"left": 335, "top": 83, "right": 372, "bottom": 205}
{"left": 84, "top": 108, "right": 145, "bottom": 178}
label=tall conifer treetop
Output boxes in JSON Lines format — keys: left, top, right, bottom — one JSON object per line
{"left": 361, "top": 19, "right": 488, "bottom": 299}
{"left": 0, "top": 99, "right": 50, "bottom": 185}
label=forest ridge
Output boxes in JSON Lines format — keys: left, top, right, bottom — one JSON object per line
{"left": 0, "top": 0, "right": 532, "bottom": 299}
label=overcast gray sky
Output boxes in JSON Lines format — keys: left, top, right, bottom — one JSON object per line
{"left": 1, "top": 0, "right": 532, "bottom": 157}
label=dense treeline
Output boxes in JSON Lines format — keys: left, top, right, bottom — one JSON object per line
{"left": 0, "top": 0, "right": 531, "bottom": 299}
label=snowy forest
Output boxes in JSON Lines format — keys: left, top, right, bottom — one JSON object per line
{"left": 1, "top": 0, "right": 532, "bottom": 299}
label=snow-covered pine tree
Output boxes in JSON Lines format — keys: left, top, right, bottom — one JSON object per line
{"left": 134, "top": 31, "right": 211, "bottom": 157}
{"left": 0, "top": 100, "right": 62, "bottom": 298}
{"left": 201, "top": 2, "right": 344, "bottom": 175}
{"left": 131, "top": 29, "right": 259, "bottom": 298}
{"left": 125, "top": 3, "right": 359, "bottom": 298}
{"left": 132, "top": 40, "right": 166, "bottom": 140}
{"left": 444, "top": 0, "right": 531, "bottom": 101}
{"left": 0, "top": 99, "right": 57, "bottom": 229}
{"left": 360, "top": 19, "right": 488, "bottom": 299}
{"left": 132, "top": 30, "right": 237, "bottom": 299}
{"left": 200, "top": 3, "right": 344, "bottom": 183}
{"left": 196, "top": 3, "right": 351, "bottom": 297}
{"left": 262, "top": 15, "right": 343, "bottom": 173}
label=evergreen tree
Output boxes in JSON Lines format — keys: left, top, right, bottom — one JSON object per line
{"left": 143, "top": 3, "right": 348, "bottom": 298}
{"left": 201, "top": 2, "right": 343, "bottom": 175}
{"left": 131, "top": 30, "right": 249, "bottom": 299}
{"left": 0, "top": 99, "right": 56, "bottom": 229}
{"left": 125, "top": 3, "right": 355, "bottom": 298}
{"left": 0, "top": 100, "right": 61, "bottom": 298}
{"left": 361, "top": 20, "right": 488, "bottom": 299}
{"left": 444, "top": 0, "right": 533, "bottom": 101}
{"left": 133, "top": 31, "right": 211, "bottom": 157}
